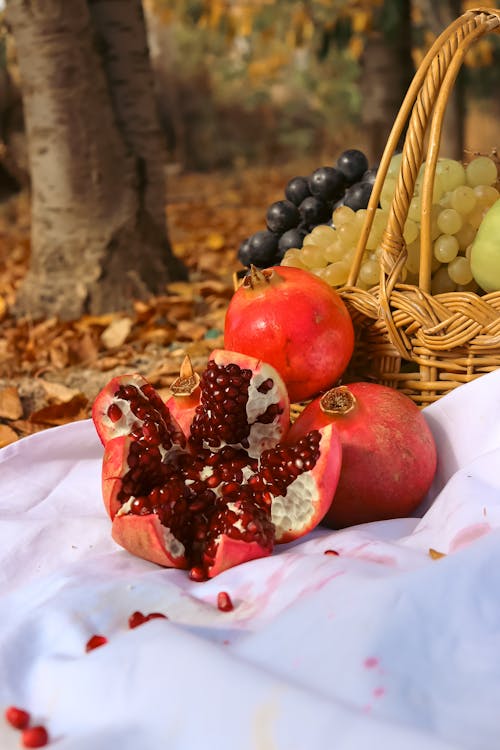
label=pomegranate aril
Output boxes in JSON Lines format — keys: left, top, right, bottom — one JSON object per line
{"left": 21, "top": 726, "right": 49, "bottom": 748}
{"left": 217, "top": 591, "right": 234, "bottom": 612}
{"left": 107, "top": 403, "right": 122, "bottom": 422}
{"left": 128, "top": 611, "right": 148, "bottom": 629}
{"left": 257, "top": 378, "right": 274, "bottom": 393}
{"left": 189, "top": 566, "right": 206, "bottom": 582}
{"left": 85, "top": 634, "right": 108, "bottom": 652}
{"left": 145, "top": 612, "right": 168, "bottom": 622}
{"left": 324, "top": 549, "right": 339, "bottom": 556}
{"left": 5, "top": 706, "right": 30, "bottom": 730}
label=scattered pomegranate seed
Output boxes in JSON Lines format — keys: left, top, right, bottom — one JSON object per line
{"left": 324, "top": 549, "right": 339, "bottom": 556}
{"left": 217, "top": 591, "right": 234, "bottom": 612}
{"left": 145, "top": 612, "right": 168, "bottom": 622}
{"left": 5, "top": 705, "right": 30, "bottom": 729}
{"left": 128, "top": 611, "right": 167, "bottom": 628}
{"left": 85, "top": 634, "right": 108, "bottom": 652}
{"left": 128, "top": 611, "right": 147, "bottom": 629}
{"left": 21, "top": 725, "right": 49, "bottom": 748}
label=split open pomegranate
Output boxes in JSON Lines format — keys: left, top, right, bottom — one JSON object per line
{"left": 93, "top": 350, "right": 342, "bottom": 579}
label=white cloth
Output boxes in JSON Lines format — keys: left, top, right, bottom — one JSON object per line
{"left": 2, "top": 370, "right": 500, "bottom": 749}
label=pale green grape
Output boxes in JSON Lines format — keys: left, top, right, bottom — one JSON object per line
{"left": 408, "top": 195, "right": 422, "bottom": 222}
{"left": 447, "top": 256, "right": 473, "bottom": 285}
{"left": 322, "top": 261, "right": 350, "bottom": 286}
{"left": 437, "top": 208, "right": 463, "bottom": 235}
{"left": 301, "top": 244, "right": 328, "bottom": 269}
{"left": 454, "top": 223, "right": 476, "bottom": 251}
{"left": 436, "top": 158, "right": 466, "bottom": 192}
{"left": 433, "top": 234, "right": 459, "bottom": 263}
{"left": 324, "top": 240, "right": 345, "bottom": 262}
{"left": 387, "top": 153, "right": 403, "bottom": 178}
{"left": 281, "top": 249, "right": 308, "bottom": 269}
{"left": 430, "top": 205, "right": 443, "bottom": 240}
{"left": 338, "top": 221, "right": 359, "bottom": 248}
{"left": 474, "top": 184, "right": 499, "bottom": 207}
{"left": 431, "top": 266, "right": 457, "bottom": 294}
{"left": 403, "top": 218, "right": 419, "bottom": 245}
{"left": 359, "top": 259, "right": 380, "bottom": 286}
{"left": 308, "top": 224, "right": 337, "bottom": 247}
{"left": 466, "top": 156, "right": 498, "bottom": 187}
{"left": 439, "top": 191, "right": 452, "bottom": 209}
{"left": 380, "top": 178, "right": 396, "bottom": 210}
{"left": 405, "top": 240, "right": 421, "bottom": 274}
{"left": 451, "top": 185, "right": 477, "bottom": 214}
{"left": 332, "top": 205, "right": 355, "bottom": 226}
{"left": 366, "top": 209, "right": 386, "bottom": 250}
{"left": 467, "top": 206, "right": 487, "bottom": 229}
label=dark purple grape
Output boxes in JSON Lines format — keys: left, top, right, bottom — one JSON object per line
{"left": 266, "top": 200, "right": 300, "bottom": 234}
{"left": 243, "top": 230, "right": 279, "bottom": 268}
{"left": 237, "top": 237, "right": 253, "bottom": 267}
{"left": 343, "top": 181, "right": 373, "bottom": 212}
{"left": 277, "top": 227, "right": 307, "bottom": 257}
{"left": 285, "top": 176, "right": 311, "bottom": 206}
{"left": 336, "top": 149, "right": 369, "bottom": 184}
{"left": 361, "top": 167, "right": 378, "bottom": 186}
{"left": 298, "top": 196, "right": 331, "bottom": 226}
{"left": 308, "top": 167, "right": 345, "bottom": 202}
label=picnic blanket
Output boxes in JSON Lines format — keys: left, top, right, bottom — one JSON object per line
{"left": 1, "top": 369, "right": 500, "bottom": 749}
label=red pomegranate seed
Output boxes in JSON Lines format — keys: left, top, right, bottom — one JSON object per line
{"left": 217, "top": 591, "right": 234, "bottom": 612}
{"left": 85, "top": 634, "right": 108, "bottom": 652}
{"left": 21, "top": 725, "right": 49, "bottom": 748}
{"left": 107, "top": 403, "right": 122, "bottom": 422}
{"left": 128, "top": 611, "right": 147, "bottom": 629}
{"left": 189, "top": 566, "right": 206, "bottom": 582}
{"left": 324, "top": 549, "right": 340, "bottom": 556}
{"left": 5, "top": 705, "right": 30, "bottom": 729}
{"left": 145, "top": 612, "right": 168, "bottom": 622}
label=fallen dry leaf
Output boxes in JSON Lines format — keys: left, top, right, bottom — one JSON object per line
{"left": 0, "top": 423, "right": 18, "bottom": 447}
{"left": 29, "top": 394, "right": 89, "bottom": 426}
{"left": 101, "top": 317, "right": 134, "bottom": 349}
{"left": 39, "top": 379, "right": 81, "bottom": 404}
{"left": 0, "top": 386, "right": 23, "bottom": 420}
{"left": 429, "top": 548, "right": 446, "bottom": 560}
{"left": 0, "top": 296, "right": 7, "bottom": 322}
{"left": 176, "top": 320, "right": 208, "bottom": 341}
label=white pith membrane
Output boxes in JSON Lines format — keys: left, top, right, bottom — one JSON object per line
{"left": 245, "top": 367, "right": 288, "bottom": 458}
{"left": 102, "top": 397, "right": 141, "bottom": 437}
{"left": 270, "top": 472, "right": 317, "bottom": 541}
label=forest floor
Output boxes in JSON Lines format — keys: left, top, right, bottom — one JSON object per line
{"left": 0, "top": 160, "right": 319, "bottom": 447}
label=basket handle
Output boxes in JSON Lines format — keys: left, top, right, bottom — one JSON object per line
{"left": 347, "top": 7, "right": 500, "bottom": 301}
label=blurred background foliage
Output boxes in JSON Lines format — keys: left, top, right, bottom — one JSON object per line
{"left": 0, "top": 0, "right": 498, "bottom": 183}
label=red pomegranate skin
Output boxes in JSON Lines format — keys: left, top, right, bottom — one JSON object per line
{"left": 288, "top": 382, "right": 437, "bottom": 528}
{"left": 224, "top": 266, "right": 355, "bottom": 403}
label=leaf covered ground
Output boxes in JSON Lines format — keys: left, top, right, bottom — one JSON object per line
{"left": 0, "top": 163, "right": 317, "bottom": 447}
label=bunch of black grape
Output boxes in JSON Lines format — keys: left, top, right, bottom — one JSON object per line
{"left": 238, "top": 148, "right": 378, "bottom": 269}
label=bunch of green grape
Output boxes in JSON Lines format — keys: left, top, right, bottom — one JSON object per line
{"left": 281, "top": 154, "right": 499, "bottom": 294}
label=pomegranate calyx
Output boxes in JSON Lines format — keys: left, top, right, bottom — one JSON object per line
{"left": 169, "top": 355, "right": 201, "bottom": 397}
{"left": 244, "top": 265, "right": 282, "bottom": 291}
{"left": 320, "top": 386, "right": 356, "bottom": 416}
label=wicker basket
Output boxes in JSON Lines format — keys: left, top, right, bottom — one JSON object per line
{"left": 338, "top": 7, "right": 500, "bottom": 407}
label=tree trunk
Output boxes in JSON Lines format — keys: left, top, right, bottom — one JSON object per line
{"left": 359, "top": 0, "right": 414, "bottom": 163}
{"left": 6, "top": 0, "right": 186, "bottom": 320}
{"left": 412, "top": 0, "right": 464, "bottom": 160}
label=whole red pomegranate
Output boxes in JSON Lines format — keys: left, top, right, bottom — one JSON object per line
{"left": 93, "top": 350, "right": 342, "bottom": 579}
{"left": 224, "top": 266, "right": 355, "bottom": 403}
{"left": 288, "top": 382, "right": 437, "bottom": 528}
